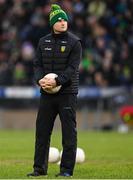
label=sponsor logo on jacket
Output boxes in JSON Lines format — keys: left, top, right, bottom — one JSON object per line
{"left": 45, "top": 47, "right": 52, "bottom": 51}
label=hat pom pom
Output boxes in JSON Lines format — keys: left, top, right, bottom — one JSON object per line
{"left": 51, "top": 4, "right": 61, "bottom": 11}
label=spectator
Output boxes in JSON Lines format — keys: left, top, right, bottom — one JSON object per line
{"left": 0, "top": 0, "right": 132, "bottom": 87}
{"left": 87, "top": 0, "right": 106, "bottom": 19}
{"left": 13, "top": 62, "right": 27, "bottom": 85}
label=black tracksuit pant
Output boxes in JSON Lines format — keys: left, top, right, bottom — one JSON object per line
{"left": 33, "top": 93, "right": 77, "bottom": 175}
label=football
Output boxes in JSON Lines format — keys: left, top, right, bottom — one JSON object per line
{"left": 48, "top": 147, "right": 60, "bottom": 163}
{"left": 59, "top": 147, "right": 85, "bottom": 164}
{"left": 43, "top": 73, "right": 62, "bottom": 94}
{"left": 76, "top": 147, "right": 85, "bottom": 163}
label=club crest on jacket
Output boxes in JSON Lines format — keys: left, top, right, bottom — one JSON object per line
{"left": 61, "top": 46, "right": 66, "bottom": 52}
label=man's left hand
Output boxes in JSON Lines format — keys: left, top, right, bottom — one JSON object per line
{"left": 43, "top": 77, "right": 57, "bottom": 89}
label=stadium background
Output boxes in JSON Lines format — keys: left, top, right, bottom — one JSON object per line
{"left": 0, "top": 0, "right": 133, "bottom": 179}
{"left": 0, "top": 0, "right": 133, "bottom": 130}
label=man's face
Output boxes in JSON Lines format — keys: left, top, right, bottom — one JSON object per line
{"left": 53, "top": 19, "right": 68, "bottom": 33}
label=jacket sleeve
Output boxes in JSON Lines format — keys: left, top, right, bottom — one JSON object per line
{"left": 33, "top": 41, "right": 44, "bottom": 85}
{"left": 55, "top": 41, "right": 82, "bottom": 86}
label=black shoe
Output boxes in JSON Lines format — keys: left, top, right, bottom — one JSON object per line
{"left": 27, "top": 171, "right": 47, "bottom": 177}
{"left": 55, "top": 172, "right": 72, "bottom": 177}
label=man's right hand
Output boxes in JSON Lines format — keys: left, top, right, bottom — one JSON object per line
{"left": 39, "top": 77, "right": 53, "bottom": 90}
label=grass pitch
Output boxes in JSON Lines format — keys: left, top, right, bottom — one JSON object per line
{"left": 0, "top": 130, "right": 133, "bottom": 179}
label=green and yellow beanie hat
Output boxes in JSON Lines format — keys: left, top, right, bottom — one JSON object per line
{"left": 49, "top": 4, "right": 68, "bottom": 26}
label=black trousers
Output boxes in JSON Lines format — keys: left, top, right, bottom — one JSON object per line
{"left": 33, "top": 93, "right": 77, "bottom": 175}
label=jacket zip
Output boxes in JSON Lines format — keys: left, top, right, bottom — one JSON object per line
{"left": 52, "top": 38, "right": 56, "bottom": 72}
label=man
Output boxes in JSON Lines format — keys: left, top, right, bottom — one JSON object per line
{"left": 27, "top": 4, "right": 82, "bottom": 177}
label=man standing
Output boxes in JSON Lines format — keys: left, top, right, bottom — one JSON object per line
{"left": 27, "top": 4, "right": 82, "bottom": 177}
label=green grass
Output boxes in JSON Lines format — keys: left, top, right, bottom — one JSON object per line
{"left": 0, "top": 130, "right": 133, "bottom": 179}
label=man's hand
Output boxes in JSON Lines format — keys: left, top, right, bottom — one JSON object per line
{"left": 46, "top": 78, "right": 57, "bottom": 88}
{"left": 39, "top": 77, "right": 57, "bottom": 90}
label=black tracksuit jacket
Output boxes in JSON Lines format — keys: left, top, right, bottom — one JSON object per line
{"left": 33, "top": 31, "right": 82, "bottom": 94}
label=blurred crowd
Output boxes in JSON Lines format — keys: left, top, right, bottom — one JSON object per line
{"left": 0, "top": 0, "right": 133, "bottom": 87}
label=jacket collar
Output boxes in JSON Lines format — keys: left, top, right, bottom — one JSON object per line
{"left": 52, "top": 31, "right": 68, "bottom": 39}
